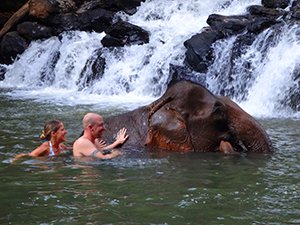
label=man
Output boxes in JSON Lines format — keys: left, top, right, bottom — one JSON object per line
{"left": 73, "top": 112, "right": 128, "bottom": 159}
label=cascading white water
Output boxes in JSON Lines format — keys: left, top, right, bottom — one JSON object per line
{"left": 207, "top": 23, "right": 300, "bottom": 118}
{"left": 1, "top": 0, "right": 299, "bottom": 118}
{"left": 239, "top": 24, "right": 300, "bottom": 118}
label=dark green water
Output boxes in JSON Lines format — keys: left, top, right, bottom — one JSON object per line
{"left": 0, "top": 94, "right": 299, "bottom": 225}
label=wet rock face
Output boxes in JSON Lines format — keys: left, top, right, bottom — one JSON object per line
{"left": 0, "top": 65, "right": 6, "bottom": 81}
{"left": 0, "top": 32, "right": 27, "bottom": 65}
{"left": 285, "top": 68, "right": 300, "bottom": 111}
{"left": 291, "top": 0, "right": 300, "bottom": 19}
{"left": 28, "top": 0, "right": 78, "bottom": 19}
{"left": 80, "top": 0, "right": 145, "bottom": 15}
{"left": 101, "top": 21, "right": 150, "bottom": 47}
{"left": 17, "top": 21, "right": 54, "bottom": 41}
{"left": 183, "top": 27, "right": 223, "bottom": 73}
{"left": 262, "top": 0, "right": 290, "bottom": 9}
{"left": 207, "top": 14, "right": 252, "bottom": 35}
{"left": 29, "top": 0, "right": 59, "bottom": 19}
{"left": 77, "top": 49, "right": 106, "bottom": 90}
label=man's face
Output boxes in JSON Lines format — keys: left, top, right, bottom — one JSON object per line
{"left": 92, "top": 117, "right": 105, "bottom": 139}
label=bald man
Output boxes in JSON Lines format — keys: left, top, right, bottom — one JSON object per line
{"left": 73, "top": 112, "right": 128, "bottom": 159}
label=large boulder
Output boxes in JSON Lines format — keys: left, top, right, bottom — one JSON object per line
{"left": 0, "top": 32, "right": 27, "bottom": 64}
{"left": 262, "top": 0, "right": 290, "bottom": 9}
{"left": 17, "top": 21, "right": 54, "bottom": 41}
{"left": 291, "top": 0, "right": 300, "bottom": 19}
{"left": 206, "top": 14, "right": 252, "bottom": 35}
{"left": 78, "top": 0, "right": 145, "bottom": 15}
{"left": 183, "top": 27, "right": 223, "bottom": 73}
{"left": 28, "top": 0, "right": 59, "bottom": 19}
{"left": 101, "top": 21, "right": 150, "bottom": 47}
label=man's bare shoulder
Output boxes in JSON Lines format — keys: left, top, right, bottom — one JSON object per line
{"left": 73, "top": 137, "right": 96, "bottom": 157}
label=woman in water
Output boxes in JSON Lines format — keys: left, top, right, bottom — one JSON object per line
{"left": 15, "top": 119, "right": 70, "bottom": 159}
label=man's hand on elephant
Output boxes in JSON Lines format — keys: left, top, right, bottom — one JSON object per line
{"left": 115, "top": 128, "right": 129, "bottom": 145}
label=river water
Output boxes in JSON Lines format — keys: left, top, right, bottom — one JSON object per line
{"left": 0, "top": 0, "right": 300, "bottom": 224}
{"left": 0, "top": 94, "right": 299, "bottom": 225}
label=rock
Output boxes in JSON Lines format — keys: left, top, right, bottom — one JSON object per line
{"left": 288, "top": 88, "right": 300, "bottom": 111}
{"left": 55, "top": 0, "right": 77, "bottom": 13}
{"left": 183, "top": 27, "right": 223, "bottom": 73}
{"left": 78, "top": 8, "right": 114, "bottom": 33}
{"left": 17, "top": 21, "right": 54, "bottom": 41}
{"left": 47, "top": 8, "right": 114, "bottom": 33}
{"left": 291, "top": 0, "right": 300, "bottom": 19}
{"left": 29, "top": 0, "right": 58, "bottom": 19}
{"left": 291, "top": 9, "right": 300, "bottom": 19}
{"left": 101, "top": 21, "right": 149, "bottom": 47}
{"left": 77, "top": 0, "right": 145, "bottom": 15}
{"left": 207, "top": 14, "right": 252, "bottom": 35}
{"left": 0, "top": 65, "right": 7, "bottom": 81}
{"left": 77, "top": 49, "right": 106, "bottom": 90}
{"left": 29, "top": 0, "right": 78, "bottom": 20}
{"left": 0, "top": 31, "right": 27, "bottom": 64}
{"left": 47, "top": 12, "right": 81, "bottom": 32}
{"left": 247, "top": 17, "right": 280, "bottom": 34}
{"left": 287, "top": 67, "right": 300, "bottom": 111}
{"left": 247, "top": 5, "right": 286, "bottom": 17}
{"left": 262, "top": 0, "right": 290, "bottom": 9}
{"left": 40, "top": 51, "right": 61, "bottom": 84}
{"left": 168, "top": 64, "right": 206, "bottom": 88}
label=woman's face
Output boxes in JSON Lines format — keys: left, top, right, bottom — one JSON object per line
{"left": 53, "top": 123, "right": 67, "bottom": 143}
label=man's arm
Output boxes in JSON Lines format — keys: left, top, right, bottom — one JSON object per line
{"left": 92, "top": 149, "right": 122, "bottom": 159}
{"left": 103, "top": 128, "right": 129, "bottom": 150}
{"left": 73, "top": 137, "right": 121, "bottom": 159}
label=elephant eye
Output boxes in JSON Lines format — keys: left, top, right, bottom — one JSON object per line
{"left": 212, "top": 101, "right": 225, "bottom": 114}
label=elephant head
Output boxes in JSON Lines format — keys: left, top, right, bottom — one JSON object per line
{"left": 103, "top": 81, "right": 273, "bottom": 153}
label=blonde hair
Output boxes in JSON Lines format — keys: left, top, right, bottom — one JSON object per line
{"left": 40, "top": 120, "right": 62, "bottom": 141}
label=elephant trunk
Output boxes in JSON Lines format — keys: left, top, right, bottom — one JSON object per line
{"left": 220, "top": 96, "right": 273, "bottom": 153}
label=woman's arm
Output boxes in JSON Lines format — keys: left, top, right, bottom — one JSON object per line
{"left": 28, "top": 142, "right": 49, "bottom": 157}
{"left": 13, "top": 142, "right": 48, "bottom": 162}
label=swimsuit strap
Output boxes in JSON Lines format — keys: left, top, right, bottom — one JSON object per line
{"left": 90, "top": 149, "right": 100, "bottom": 158}
{"left": 49, "top": 141, "right": 55, "bottom": 156}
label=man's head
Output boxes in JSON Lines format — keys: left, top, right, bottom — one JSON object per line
{"left": 82, "top": 113, "right": 105, "bottom": 139}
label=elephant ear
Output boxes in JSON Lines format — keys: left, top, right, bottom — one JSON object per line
{"left": 145, "top": 107, "right": 194, "bottom": 152}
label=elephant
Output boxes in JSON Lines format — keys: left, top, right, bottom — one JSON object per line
{"left": 103, "top": 80, "right": 273, "bottom": 153}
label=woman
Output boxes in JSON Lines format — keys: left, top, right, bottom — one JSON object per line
{"left": 15, "top": 119, "right": 69, "bottom": 159}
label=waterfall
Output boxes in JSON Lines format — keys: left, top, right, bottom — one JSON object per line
{"left": 1, "top": 0, "right": 299, "bottom": 118}
{"left": 207, "top": 24, "right": 300, "bottom": 118}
